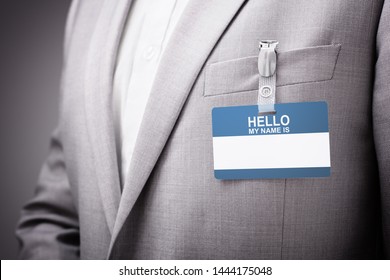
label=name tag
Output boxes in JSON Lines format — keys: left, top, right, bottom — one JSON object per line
{"left": 212, "top": 101, "right": 331, "bottom": 180}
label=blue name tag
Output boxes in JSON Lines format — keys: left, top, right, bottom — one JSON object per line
{"left": 212, "top": 101, "right": 331, "bottom": 180}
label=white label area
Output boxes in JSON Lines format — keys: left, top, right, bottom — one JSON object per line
{"left": 213, "top": 132, "right": 330, "bottom": 170}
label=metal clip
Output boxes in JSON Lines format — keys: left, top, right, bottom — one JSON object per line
{"left": 258, "top": 40, "right": 278, "bottom": 77}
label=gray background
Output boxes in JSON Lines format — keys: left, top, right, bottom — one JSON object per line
{"left": 0, "top": 0, "right": 71, "bottom": 259}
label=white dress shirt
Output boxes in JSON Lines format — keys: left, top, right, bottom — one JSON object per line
{"left": 113, "top": 0, "right": 189, "bottom": 186}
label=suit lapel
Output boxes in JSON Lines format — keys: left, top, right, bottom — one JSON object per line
{"left": 84, "top": 0, "right": 132, "bottom": 234}
{"left": 109, "top": 0, "right": 248, "bottom": 256}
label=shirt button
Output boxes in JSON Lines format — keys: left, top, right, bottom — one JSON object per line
{"left": 143, "top": 46, "right": 156, "bottom": 60}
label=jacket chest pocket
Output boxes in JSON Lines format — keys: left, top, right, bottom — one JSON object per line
{"left": 204, "top": 43, "right": 341, "bottom": 97}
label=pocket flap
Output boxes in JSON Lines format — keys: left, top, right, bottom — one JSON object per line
{"left": 204, "top": 43, "right": 341, "bottom": 97}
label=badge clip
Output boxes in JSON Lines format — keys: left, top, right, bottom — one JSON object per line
{"left": 258, "top": 40, "right": 278, "bottom": 115}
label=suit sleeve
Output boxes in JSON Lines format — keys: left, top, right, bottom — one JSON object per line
{"left": 15, "top": 0, "right": 81, "bottom": 260}
{"left": 16, "top": 129, "right": 80, "bottom": 259}
{"left": 373, "top": 0, "right": 390, "bottom": 258}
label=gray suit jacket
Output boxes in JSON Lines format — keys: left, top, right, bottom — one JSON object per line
{"left": 16, "top": 0, "right": 390, "bottom": 259}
